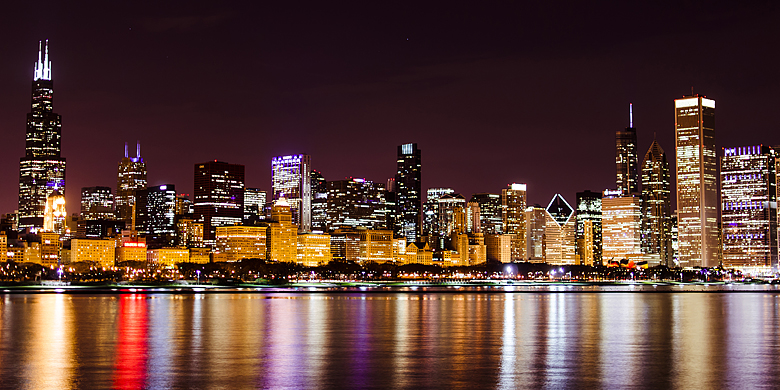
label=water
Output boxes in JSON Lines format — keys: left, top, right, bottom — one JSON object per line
{"left": 2, "top": 290, "right": 780, "bottom": 389}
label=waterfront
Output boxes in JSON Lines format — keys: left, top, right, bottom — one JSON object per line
{"left": 2, "top": 290, "right": 780, "bottom": 389}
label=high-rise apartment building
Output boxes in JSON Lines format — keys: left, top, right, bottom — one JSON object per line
{"left": 81, "top": 186, "right": 115, "bottom": 221}
{"left": 116, "top": 142, "right": 147, "bottom": 224}
{"left": 271, "top": 154, "right": 311, "bottom": 232}
{"left": 616, "top": 104, "right": 639, "bottom": 195}
{"left": 641, "top": 140, "right": 673, "bottom": 266}
{"left": 721, "top": 145, "right": 777, "bottom": 270}
{"left": 18, "top": 40, "right": 66, "bottom": 231}
{"left": 194, "top": 161, "right": 245, "bottom": 244}
{"left": 395, "top": 143, "right": 422, "bottom": 242}
{"left": 327, "top": 178, "right": 387, "bottom": 231}
{"left": 471, "top": 193, "right": 503, "bottom": 234}
{"left": 575, "top": 190, "right": 602, "bottom": 265}
{"left": 675, "top": 95, "right": 718, "bottom": 267}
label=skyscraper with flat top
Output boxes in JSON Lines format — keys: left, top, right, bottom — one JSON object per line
{"left": 271, "top": 154, "right": 311, "bottom": 232}
{"left": 395, "top": 143, "right": 422, "bottom": 242}
{"left": 616, "top": 104, "right": 639, "bottom": 196}
{"left": 18, "top": 40, "right": 66, "bottom": 231}
{"left": 194, "top": 161, "right": 245, "bottom": 244}
{"left": 675, "top": 95, "right": 718, "bottom": 267}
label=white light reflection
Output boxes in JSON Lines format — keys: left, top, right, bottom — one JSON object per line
{"left": 498, "top": 294, "right": 516, "bottom": 389}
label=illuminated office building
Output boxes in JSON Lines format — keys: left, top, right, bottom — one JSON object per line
{"left": 616, "top": 103, "right": 639, "bottom": 195}
{"left": 544, "top": 194, "right": 576, "bottom": 265}
{"left": 18, "top": 40, "right": 66, "bottom": 231}
{"left": 175, "top": 195, "right": 193, "bottom": 215}
{"left": 437, "top": 193, "right": 466, "bottom": 236}
{"left": 466, "top": 201, "right": 480, "bottom": 234}
{"left": 641, "top": 140, "right": 673, "bottom": 266}
{"left": 422, "top": 188, "right": 453, "bottom": 237}
{"left": 311, "top": 170, "right": 328, "bottom": 232}
{"left": 675, "top": 95, "right": 718, "bottom": 267}
{"left": 503, "top": 184, "right": 527, "bottom": 260}
{"left": 721, "top": 145, "right": 777, "bottom": 270}
{"left": 116, "top": 142, "right": 147, "bottom": 224}
{"left": 327, "top": 178, "right": 387, "bottom": 231}
{"left": 471, "top": 193, "right": 503, "bottom": 234}
{"left": 575, "top": 190, "right": 602, "bottom": 265}
{"left": 525, "top": 206, "right": 547, "bottom": 262}
{"left": 81, "top": 186, "right": 114, "bottom": 221}
{"left": 395, "top": 143, "right": 422, "bottom": 242}
{"left": 194, "top": 161, "right": 245, "bottom": 244}
{"left": 135, "top": 185, "right": 177, "bottom": 244}
{"left": 297, "top": 233, "right": 332, "bottom": 267}
{"left": 267, "top": 198, "right": 298, "bottom": 262}
{"left": 214, "top": 225, "right": 267, "bottom": 262}
{"left": 602, "top": 191, "right": 643, "bottom": 263}
{"left": 271, "top": 154, "right": 311, "bottom": 232}
{"left": 244, "top": 188, "right": 267, "bottom": 221}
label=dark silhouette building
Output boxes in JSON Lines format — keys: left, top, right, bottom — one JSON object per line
{"left": 194, "top": 161, "right": 245, "bottom": 245}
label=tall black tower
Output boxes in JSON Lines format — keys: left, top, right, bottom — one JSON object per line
{"left": 395, "top": 143, "right": 422, "bottom": 243}
{"left": 18, "top": 40, "right": 66, "bottom": 231}
{"left": 616, "top": 103, "right": 639, "bottom": 195}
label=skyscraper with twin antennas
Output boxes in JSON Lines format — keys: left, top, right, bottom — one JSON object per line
{"left": 18, "top": 40, "right": 67, "bottom": 231}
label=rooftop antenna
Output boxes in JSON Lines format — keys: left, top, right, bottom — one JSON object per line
{"left": 629, "top": 103, "right": 633, "bottom": 128}
{"left": 136, "top": 141, "right": 141, "bottom": 158}
{"left": 124, "top": 142, "right": 128, "bottom": 158}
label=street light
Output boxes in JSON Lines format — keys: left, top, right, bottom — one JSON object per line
{"left": 196, "top": 269, "right": 201, "bottom": 285}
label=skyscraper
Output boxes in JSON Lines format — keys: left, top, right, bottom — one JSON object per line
{"left": 544, "top": 194, "right": 576, "bottom": 265}
{"left": 471, "top": 193, "right": 503, "bottom": 234}
{"left": 310, "top": 170, "right": 328, "bottom": 232}
{"left": 502, "top": 183, "right": 527, "bottom": 260}
{"left": 244, "top": 188, "right": 267, "bottom": 222}
{"left": 135, "top": 184, "right": 177, "bottom": 242}
{"left": 616, "top": 104, "right": 639, "bottom": 196}
{"left": 602, "top": 191, "right": 643, "bottom": 263}
{"left": 18, "top": 40, "right": 66, "bottom": 231}
{"left": 271, "top": 154, "right": 311, "bottom": 232}
{"left": 575, "top": 190, "right": 602, "bottom": 265}
{"left": 327, "top": 178, "right": 387, "bottom": 231}
{"left": 116, "top": 142, "right": 147, "bottom": 224}
{"left": 641, "top": 140, "right": 673, "bottom": 266}
{"left": 721, "top": 145, "right": 777, "bottom": 271}
{"left": 675, "top": 95, "right": 718, "bottom": 267}
{"left": 194, "top": 161, "right": 245, "bottom": 244}
{"left": 81, "top": 186, "right": 115, "bottom": 221}
{"left": 395, "top": 143, "right": 422, "bottom": 242}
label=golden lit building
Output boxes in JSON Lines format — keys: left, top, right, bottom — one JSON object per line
{"left": 40, "top": 231, "right": 60, "bottom": 267}
{"left": 602, "top": 192, "right": 643, "bottom": 263}
{"left": 468, "top": 233, "right": 487, "bottom": 265}
{"left": 405, "top": 242, "right": 434, "bottom": 265}
{"left": 544, "top": 194, "right": 576, "bottom": 265}
{"left": 147, "top": 248, "right": 189, "bottom": 267}
{"left": 117, "top": 242, "right": 147, "bottom": 263}
{"left": 214, "top": 225, "right": 267, "bottom": 262}
{"left": 525, "top": 206, "right": 547, "bottom": 262}
{"left": 358, "top": 229, "right": 393, "bottom": 263}
{"left": 176, "top": 217, "right": 204, "bottom": 247}
{"left": 502, "top": 183, "right": 527, "bottom": 260}
{"left": 189, "top": 247, "right": 211, "bottom": 264}
{"left": 267, "top": 198, "right": 298, "bottom": 262}
{"left": 0, "top": 232, "right": 6, "bottom": 257}
{"left": 675, "top": 95, "right": 718, "bottom": 267}
{"left": 71, "top": 238, "right": 115, "bottom": 267}
{"left": 485, "top": 234, "right": 512, "bottom": 263}
{"left": 578, "top": 220, "right": 595, "bottom": 266}
{"left": 43, "top": 190, "right": 66, "bottom": 233}
{"left": 24, "top": 242, "right": 41, "bottom": 264}
{"left": 392, "top": 237, "right": 407, "bottom": 263}
{"left": 297, "top": 233, "right": 331, "bottom": 267}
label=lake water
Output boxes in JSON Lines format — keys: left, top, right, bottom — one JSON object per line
{"left": 2, "top": 289, "right": 780, "bottom": 389}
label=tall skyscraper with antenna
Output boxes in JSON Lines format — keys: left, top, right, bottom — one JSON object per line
{"left": 616, "top": 104, "right": 639, "bottom": 195}
{"left": 18, "top": 40, "right": 67, "bottom": 231}
{"left": 116, "top": 142, "right": 147, "bottom": 226}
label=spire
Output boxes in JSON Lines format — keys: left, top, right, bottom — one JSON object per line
{"left": 33, "top": 40, "right": 51, "bottom": 81}
{"left": 629, "top": 103, "right": 633, "bottom": 128}
{"left": 124, "top": 142, "right": 128, "bottom": 158}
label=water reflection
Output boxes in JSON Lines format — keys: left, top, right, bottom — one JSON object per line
{"left": 1, "top": 292, "right": 780, "bottom": 389}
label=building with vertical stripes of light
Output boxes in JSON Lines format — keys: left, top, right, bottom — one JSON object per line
{"left": 675, "top": 95, "right": 718, "bottom": 268}
{"left": 721, "top": 145, "right": 777, "bottom": 271}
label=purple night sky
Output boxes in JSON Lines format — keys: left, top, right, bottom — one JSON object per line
{"left": 0, "top": 1, "right": 778, "bottom": 213}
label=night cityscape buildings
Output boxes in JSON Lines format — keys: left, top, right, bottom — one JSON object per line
{"left": 18, "top": 40, "right": 66, "bottom": 232}
{"left": 641, "top": 139, "right": 673, "bottom": 266}
{"left": 115, "top": 142, "right": 147, "bottom": 226}
{"left": 395, "top": 143, "right": 422, "bottom": 243}
{"left": 675, "top": 95, "right": 718, "bottom": 268}
{"left": 271, "top": 154, "right": 312, "bottom": 232}
{"left": 193, "top": 161, "right": 245, "bottom": 245}
{"left": 616, "top": 104, "right": 639, "bottom": 196}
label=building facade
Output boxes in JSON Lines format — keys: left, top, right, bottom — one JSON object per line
{"left": 194, "top": 161, "right": 245, "bottom": 244}
{"left": 641, "top": 140, "right": 673, "bottom": 266}
{"left": 395, "top": 143, "right": 422, "bottom": 242}
{"left": 675, "top": 95, "right": 718, "bottom": 267}
{"left": 81, "top": 186, "right": 115, "bottom": 221}
{"left": 616, "top": 104, "right": 639, "bottom": 195}
{"left": 116, "top": 142, "right": 147, "bottom": 225}
{"left": 18, "top": 40, "right": 66, "bottom": 231}
{"left": 721, "top": 145, "right": 777, "bottom": 270}
{"left": 575, "top": 190, "right": 602, "bottom": 265}
{"left": 327, "top": 178, "right": 388, "bottom": 231}
{"left": 271, "top": 154, "right": 311, "bottom": 232}
{"left": 602, "top": 192, "right": 643, "bottom": 263}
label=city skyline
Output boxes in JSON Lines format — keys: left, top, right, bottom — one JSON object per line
{"left": 1, "top": 2, "right": 778, "bottom": 214}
